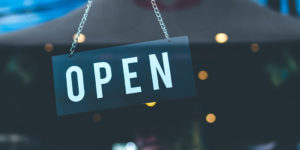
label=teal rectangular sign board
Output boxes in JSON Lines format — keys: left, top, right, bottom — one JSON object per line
{"left": 52, "top": 36, "right": 196, "bottom": 116}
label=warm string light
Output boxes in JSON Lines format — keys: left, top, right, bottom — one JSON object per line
{"left": 251, "top": 43, "right": 260, "bottom": 53}
{"left": 198, "top": 70, "right": 208, "bottom": 80}
{"left": 215, "top": 33, "right": 228, "bottom": 44}
{"left": 145, "top": 102, "right": 157, "bottom": 107}
{"left": 206, "top": 113, "right": 216, "bottom": 124}
{"left": 44, "top": 43, "right": 54, "bottom": 52}
{"left": 73, "top": 33, "right": 86, "bottom": 43}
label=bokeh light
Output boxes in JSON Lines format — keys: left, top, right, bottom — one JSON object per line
{"left": 73, "top": 33, "right": 86, "bottom": 43}
{"left": 198, "top": 70, "right": 208, "bottom": 80}
{"left": 125, "top": 142, "right": 137, "bottom": 150}
{"left": 44, "top": 43, "right": 53, "bottom": 52}
{"left": 206, "top": 113, "right": 216, "bottom": 124}
{"left": 251, "top": 43, "right": 260, "bottom": 53}
{"left": 145, "top": 102, "right": 157, "bottom": 107}
{"left": 92, "top": 113, "right": 102, "bottom": 123}
{"left": 215, "top": 33, "right": 228, "bottom": 44}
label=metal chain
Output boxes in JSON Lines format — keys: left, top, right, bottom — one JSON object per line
{"left": 69, "top": 0, "right": 93, "bottom": 56}
{"left": 151, "top": 0, "right": 170, "bottom": 40}
{"left": 69, "top": 0, "right": 170, "bottom": 56}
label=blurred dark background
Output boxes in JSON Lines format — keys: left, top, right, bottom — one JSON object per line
{"left": 1, "top": 0, "right": 300, "bottom": 150}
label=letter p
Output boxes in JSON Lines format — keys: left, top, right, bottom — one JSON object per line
{"left": 93, "top": 62, "right": 112, "bottom": 99}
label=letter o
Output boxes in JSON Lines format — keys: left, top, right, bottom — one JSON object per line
{"left": 66, "top": 66, "right": 85, "bottom": 102}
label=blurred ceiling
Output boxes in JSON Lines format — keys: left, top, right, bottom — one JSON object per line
{"left": 1, "top": 0, "right": 300, "bottom": 46}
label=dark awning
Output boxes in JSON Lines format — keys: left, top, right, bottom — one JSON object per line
{"left": 1, "top": 0, "right": 300, "bottom": 47}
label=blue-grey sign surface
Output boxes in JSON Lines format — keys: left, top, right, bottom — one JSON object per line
{"left": 52, "top": 36, "right": 196, "bottom": 116}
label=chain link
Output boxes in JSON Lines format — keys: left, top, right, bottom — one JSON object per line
{"left": 151, "top": 0, "right": 170, "bottom": 40}
{"left": 69, "top": 0, "right": 170, "bottom": 56}
{"left": 69, "top": 0, "right": 92, "bottom": 56}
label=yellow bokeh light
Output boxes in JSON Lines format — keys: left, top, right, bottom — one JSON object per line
{"left": 206, "top": 113, "right": 216, "bottom": 124}
{"left": 251, "top": 43, "right": 260, "bottom": 53}
{"left": 145, "top": 102, "right": 157, "bottom": 107}
{"left": 215, "top": 33, "right": 228, "bottom": 44}
{"left": 44, "top": 43, "right": 53, "bottom": 52}
{"left": 73, "top": 33, "right": 86, "bottom": 43}
{"left": 198, "top": 70, "right": 208, "bottom": 80}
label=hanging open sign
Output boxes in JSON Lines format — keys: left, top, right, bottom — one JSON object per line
{"left": 52, "top": 36, "right": 196, "bottom": 116}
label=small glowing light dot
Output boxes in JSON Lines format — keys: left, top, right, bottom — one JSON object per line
{"left": 44, "top": 43, "right": 53, "bottom": 52}
{"left": 73, "top": 33, "right": 86, "bottom": 43}
{"left": 215, "top": 33, "right": 228, "bottom": 44}
{"left": 206, "top": 113, "right": 216, "bottom": 124}
{"left": 251, "top": 43, "right": 260, "bottom": 53}
{"left": 92, "top": 113, "right": 102, "bottom": 123}
{"left": 145, "top": 102, "right": 157, "bottom": 107}
{"left": 198, "top": 70, "right": 208, "bottom": 80}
